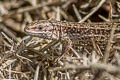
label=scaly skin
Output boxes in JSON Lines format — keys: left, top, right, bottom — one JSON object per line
{"left": 24, "top": 20, "right": 120, "bottom": 52}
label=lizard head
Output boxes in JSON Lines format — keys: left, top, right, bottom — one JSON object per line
{"left": 24, "top": 20, "right": 59, "bottom": 39}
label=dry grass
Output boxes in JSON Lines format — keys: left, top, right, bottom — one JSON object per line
{"left": 0, "top": 0, "right": 120, "bottom": 80}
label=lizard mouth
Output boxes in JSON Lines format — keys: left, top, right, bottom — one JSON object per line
{"left": 24, "top": 26, "right": 59, "bottom": 39}
{"left": 25, "top": 29, "right": 56, "bottom": 40}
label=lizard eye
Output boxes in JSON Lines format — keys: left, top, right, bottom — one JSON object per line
{"left": 38, "top": 25, "right": 43, "bottom": 29}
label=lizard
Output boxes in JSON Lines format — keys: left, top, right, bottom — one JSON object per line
{"left": 24, "top": 20, "right": 120, "bottom": 53}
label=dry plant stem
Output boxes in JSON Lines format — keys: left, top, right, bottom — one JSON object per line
{"left": 103, "top": 24, "right": 117, "bottom": 63}
{"left": 0, "top": 59, "right": 17, "bottom": 69}
{"left": 49, "top": 63, "right": 120, "bottom": 74}
{"left": 97, "top": 44, "right": 103, "bottom": 56}
{"left": 28, "top": 48, "right": 52, "bottom": 61}
{"left": 6, "top": 1, "right": 65, "bottom": 16}
{"left": 39, "top": 40, "right": 60, "bottom": 52}
{"left": 54, "top": 38, "right": 72, "bottom": 62}
{"left": 0, "top": 68, "right": 22, "bottom": 74}
{"left": 69, "top": 46, "right": 81, "bottom": 58}
{"left": 1, "top": 32, "right": 14, "bottom": 47}
{"left": 103, "top": 2, "right": 114, "bottom": 63}
{"left": 0, "top": 33, "right": 3, "bottom": 46}
{"left": 52, "top": 7, "right": 69, "bottom": 20}
{"left": 14, "top": 36, "right": 32, "bottom": 63}
{"left": 34, "top": 63, "right": 41, "bottom": 80}
{"left": 0, "top": 24, "right": 18, "bottom": 42}
{"left": 72, "top": 4, "right": 82, "bottom": 21}
{"left": 79, "top": 0, "right": 106, "bottom": 23}
{"left": 56, "top": 7, "right": 61, "bottom": 21}
{"left": 91, "top": 38, "right": 103, "bottom": 56}
{"left": 98, "top": 15, "right": 110, "bottom": 22}
{"left": 3, "top": 19, "right": 22, "bottom": 32}
{"left": 108, "top": 2, "right": 113, "bottom": 21}
{"left": 16, "top": 36, "right": 32, "bottom": 55}
{"left": 62, "top": 0, "right": 77, "bottom": 9}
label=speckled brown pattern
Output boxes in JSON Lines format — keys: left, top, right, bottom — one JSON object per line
{"left": 24, "top": 20, "right": 120, "bottom": 52}
{"left": 25, "top": 20, "right": 120, "bottom": 40}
